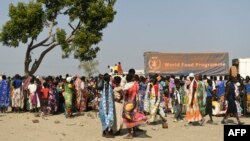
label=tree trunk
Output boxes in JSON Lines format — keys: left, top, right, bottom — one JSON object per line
{"left": 24, "top": 45, "right": 32, "bottom": 76}
{"left": 24, "top": 43, "right": 57, "bottom": 76}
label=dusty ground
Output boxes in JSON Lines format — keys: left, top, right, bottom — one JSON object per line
{"left": 0, "top": 112, "right": 249, "bottom": 141}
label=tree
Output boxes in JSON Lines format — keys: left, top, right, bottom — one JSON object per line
{"left": 0, "top": 0, "right": 116, "bottom": 76}
{"left": 78, "top": 59, "right": 99, "bottom": 78}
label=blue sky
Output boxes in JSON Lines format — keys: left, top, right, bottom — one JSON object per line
{"left": 1, "top": 0, "right": 250, "bottom": 76}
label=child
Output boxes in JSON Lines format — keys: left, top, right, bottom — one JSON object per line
{"left": 40, "top": 82, "right": 49, "bottom": 114}
{"left": 205, "top": 79, "right": 214, "bottom": 123}
{"left": 173, "top": 79, "right": 183, "bottom": 122}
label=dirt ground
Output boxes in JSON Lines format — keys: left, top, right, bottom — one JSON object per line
{"left": 0, "top": 112, "right": 249, "bottom": 141}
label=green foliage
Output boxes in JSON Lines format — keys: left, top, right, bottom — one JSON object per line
{"left": 56, "top": 28, "right": 69, "bottom": 57}
{"left": 0, "top": 0, "right": 116, "bottom": 75}
{"left": 37, "top": 0, "right": 65, "bottom": 21}
{"left": 0, "top": 2, "right": 44, "bottom": 47}
{"left": 63, "top": 0, "right": 116, "bottom": 61}
{"left": 72, "top": 27, "right": 101, "bottom": 61}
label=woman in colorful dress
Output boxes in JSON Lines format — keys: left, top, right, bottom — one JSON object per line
{"left": 22, "top": 76, "right": 32, "bottom": 111}
{"left": 11, "top": 74, "right": 23, "bottom": 113}
{"left": 221, "top": 76, "right": 244, "bottom": 125}
{"left": 179, "top": 76, "right": 186, "bottom": 114}
{"left": 123, "top": 74, "right": 147, "bottom": 139}
{"left": 28, "top": 78, "right": 40, "bottom": 112}
{"left": 46, "top": 77, "right": 58, "bottom": 114}
{"left": 148, "top": 75, "right": 168, "bottom": 128}
{"left": 63, "top": 77, "right": 74, "bottom": 118}
{"left": 117, "top": 62, "right": 123, "bottom": 75}
{"left": 99, "top": 73, "right": 114, "bottom": 138}
{"left": 74, "top": 76, "right": 87, "bottom": 113}
{"left": 138, "top": 76, "right": 147, "bottom": 113}
{"left": 185, "top": 73, "right": 204, "bottom": 126}
{"left": 244, "top": 76, "right": 250, "bottom": 114}
{"left": 0, "top": 75, "right": 10, "bottom": 113}
{"left": 143, "top": 79, "right": 152, "bottom": 114}
{"left": 56, "top": 80, "right": 65, "bottom": 113}
{"left": 196, "top": 74, "right": 206, "bottom": 116}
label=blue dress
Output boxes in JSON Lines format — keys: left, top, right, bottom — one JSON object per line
{"left": 0, "top": 80, "right": 10, "bottom": 107}
{"left": 226, "top": 82, "right": 237, "bottom": 114}
{"left": 99, "top": 83, "right": 114, "bottom": 131}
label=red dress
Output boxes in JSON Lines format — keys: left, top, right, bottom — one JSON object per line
{"left": 123, "top": 82, "right": 147, "bottom": 128}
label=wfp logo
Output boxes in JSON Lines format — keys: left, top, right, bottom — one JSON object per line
{"left": 224, "top": 125, "right": 249, "bottom": 141}
{"left": 148, "top": 56, "right": 161, "bottom": 71}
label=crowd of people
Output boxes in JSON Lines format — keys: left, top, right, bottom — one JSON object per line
{"left": 0, "top": 68, "right": 250, "bottom": 139}
{"left": 0, "top": 74, "right": 98, "bottom": 116}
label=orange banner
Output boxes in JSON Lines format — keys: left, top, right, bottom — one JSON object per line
{"left": 144, "top": 52, "right": 229, "bottom": 75}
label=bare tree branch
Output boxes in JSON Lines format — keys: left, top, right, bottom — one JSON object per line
{"left": 28, "top": 38, "right": 34, "bottom": 48}
{"left": 38, "top": 43, "right": 58, "bottom": 62}
{"left": 68, "top": 23, "right": 75, "bottom": 30}
{"left": 30, "top": 21, "right": 55, "bottom": 50}
{"left": 66, "top": 21, "right": 81, "bottom": 42}
{"left": 29, "top": 43, "right": 59, "bottom": 75}
{"left": 41, "top": 41, "right": 54, "bottom": 47}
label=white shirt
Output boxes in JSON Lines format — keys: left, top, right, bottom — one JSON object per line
{"left": 109, "top": 66, "right": 114, "bottom": 73}
{"left": 28, "top": 84, "right": 37, "bottom": 93}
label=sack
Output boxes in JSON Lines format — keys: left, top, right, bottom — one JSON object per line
{"left": 123, "top": 102, "right": 135, "bottom": 121}
{"left": 124, "top": 102, "right": 135, "bottom": 112}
